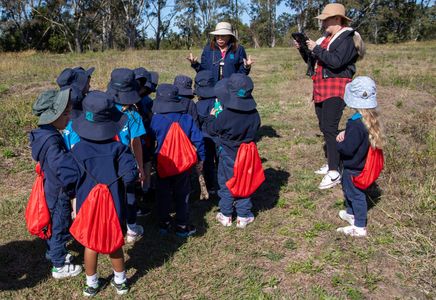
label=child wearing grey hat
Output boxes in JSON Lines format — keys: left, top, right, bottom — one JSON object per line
{"left": 336, "top": 76, "right": 384, "bottom": 237}
{"left": 29, "top": 89, "right": 83, "bottom": 278}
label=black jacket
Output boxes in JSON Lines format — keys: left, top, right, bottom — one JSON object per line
{"left": 301, "top": 29, "right": 358, "bottom": 79}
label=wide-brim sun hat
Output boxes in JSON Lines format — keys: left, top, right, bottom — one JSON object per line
{"left": 222, "top": 73, "right": 256, "bottom": 111}
{"left": 315, "top": 3, "right": 352, "bottom": 21}
{"left": 147, "top": 71, "right": 159, "bottom": 92}
{"left": 152, "top": 83, "right": 186, "bottom": 114}
{"left": 344, "top": 76, "right": 377, "bottom": 109}
{"left": 194, "top": 70, "right": 216, "bottom": 99}
{"left": 209, "top": 22, "right": 235, "bottom": 37}
{"left": 174, "top": 75, "right": 194, "bottom": 97}
{"left": 57, "top": 67, "right": 94, "bottom": 94}
{"left": 32, "top": 89, "right": 71, "bottom": 125}
{"left": 133, "top": 67, "right": 152, "bottom": 86}
{"left": 106, "top": 68, "right": 141, "bottom": 105}
{"left": 73, "top": 91, "right": 127, "bottom": 141}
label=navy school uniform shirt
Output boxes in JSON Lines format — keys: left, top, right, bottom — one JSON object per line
{"left": 337, "top": 112, "right": 370, "bottom": 171}
{"left": 150, "top": 112, "right": 206, "bottom": 161}
{"left": 192, "top": 43, "right": 250, "bottom": 82}
{"left": 196, "top": 97, "right": 215, "bottom": 138}
{"left": 69, "top": 139, "right": 138, "bottom": 220}
{"left": 204, "top": 108, "right": 261, "bottom": 159}
{"left": 29, "top": 125, "right": 77, "bottom": 208}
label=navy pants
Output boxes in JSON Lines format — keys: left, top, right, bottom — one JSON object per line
{"left": 46, "top": 194, "right": 71, "bottom": 268}
{"left": 342, "top": 168, "right": 367, "bottom": 227}
{"left": 125, "top": 183, "right": 137, "bottom": 225}
{"left": 217, "top": 149, "right": 252, "bottom": 218}
{"left": 204, "top": 137, "right": 217, "bottom": 191}
{"left": 157, "top": 171, "right": 190, "bottom": 226}
{"left": 315, "top": 97, "right": 345, "bottom": 171}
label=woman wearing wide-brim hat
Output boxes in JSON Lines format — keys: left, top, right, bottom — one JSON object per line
{"left": 187, "top": 22, "right": 254, "bottom": 82}
{"left": 293, "top": 3, "right": 365, "bottom": 190}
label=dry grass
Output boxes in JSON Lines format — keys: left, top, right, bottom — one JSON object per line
{"left": 0, "top": 41, "right": 435, "bottom": 299}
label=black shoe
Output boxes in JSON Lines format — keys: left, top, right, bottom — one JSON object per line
{"left": 110, "top": 278, "right": 129, "bottom": 295}
{"left": 159, "top": 221, "right": 172, "bottom": 235}
{"left": 83, "top": 278, "right": 106, "bottom": 297}
{"left": 175, "top": 224, "right": 197, "bottom": 238}
{"left": 136, "top": 207, "right": 151, "bottom": 217}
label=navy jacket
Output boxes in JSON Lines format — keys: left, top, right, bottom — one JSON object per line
{"left": 337, "top": 113, "right": 369, "bottom": 171}
{"left": 29, "top": 125, "right": 77, "bottom": 209}
{"left": 196, "top": 97, "right": 216, "bottom": 138}
{"left": 204, "top": 108, "right": 261, "bottom": 159}
{"left": 150, "top": 113, "right": 206, "bottom": 161}
{"left": 312, "top": 29, "right": 358, "bottom": 79}
{"left": 191, "top": 43, "right": 250, "bottom": 82}
{"left": 69, "top": 139, "right": 138, "bottom": 220}
{"left": 180, "top": 97, "right": 200, "bottom": 129}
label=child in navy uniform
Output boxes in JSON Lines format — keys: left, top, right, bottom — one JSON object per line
{"left": 194, "top": 70, "right": 218, "bottom": 194}
{"left": 336, "top": 76, "right": 383, "bottom": 237}
{"left": 204, "top": 74, "right": 261, "bottom": 228}
{"left": 70, "top": 91, "right": 138, "bottom": 296}
{"left": 174, "top": 75, "right": 199, "bottom": 128}
{"left": 107, "top": 68, "right": 146, "bottom": 242}
{"left": 151, "top": 84, "right": 205, "bottom": 237}
{"left": 29, "top": 89, "right": 82, "bottom": 278}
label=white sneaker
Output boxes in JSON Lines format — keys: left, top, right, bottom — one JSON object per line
{"left": 236, "top": 216, "right": 255, "bottom": 229}
{"left": 126, "top": 224, "right": 144, "bottom": 243}
{"left": 314, "top": 164, "right": 329, "bottom": 175}
{"left": 339, "top": 210, "right": 355, "bottom": 225}
{"left": 318, "top": 171, "right": 341, "bottom": 189}
{"left": 336, "top": 225, "right": 367, "bottom": 237}
{"left": 216, "top": 212, "right": 232, "bottom": 227}
{"left": 52, "top": 263, "right": 82, "bottom": 279}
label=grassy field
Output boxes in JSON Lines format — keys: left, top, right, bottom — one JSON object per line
{"left": 0, "top": 41, "right": 435, "bottom": 299}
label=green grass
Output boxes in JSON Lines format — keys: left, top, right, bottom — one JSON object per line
{"left": 0, "top": 41, "right": 435, "bottom": 298}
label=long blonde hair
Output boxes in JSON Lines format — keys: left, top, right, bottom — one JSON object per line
{"left": 358, "top": 108, "right": 383, "bottom": 149}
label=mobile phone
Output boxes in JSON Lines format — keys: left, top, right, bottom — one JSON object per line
{"left": 292, "top": 32, "right": 309, "bottom": 46}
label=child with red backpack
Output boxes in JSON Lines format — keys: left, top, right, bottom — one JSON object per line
{"left": 29, "top": 89, "right": 83, "bottom": 278}
{"left": 69, "top": 91, "right": 138, "bottom": 296}
{"left": 151, "top": 84, "right": 205, "bottom": 237}
{"left": 107, "top": 68, "right": 146, "bottom": 243}
{"left": 205, "top": 74, "right": 262, "bottom": 228}
{"left": 336, "top": 76, "right": 384, "bottom": 237}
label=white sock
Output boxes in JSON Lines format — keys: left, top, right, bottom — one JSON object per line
{"left": 328, "top": 170, "right": 340, "bottom": 179}
{"left": 86, "top": 273, "right": 99, "bottom": 288}
{"left": 113, "top": 270, "right": 126, "bottom": 284}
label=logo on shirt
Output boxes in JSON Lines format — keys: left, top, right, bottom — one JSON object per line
{"left": 230, "top": 53, "right": 235, "bottom": 60}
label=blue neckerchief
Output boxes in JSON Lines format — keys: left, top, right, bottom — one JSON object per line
{"left": 349, "top": 112, "right": 362, "bottom": 120}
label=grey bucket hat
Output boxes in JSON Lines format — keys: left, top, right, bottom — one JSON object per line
{"left": 32, "top": 89, "right": 71, "bottom": 125}
{"left": 344, "top": 76, "right": 377, "bottom": 109}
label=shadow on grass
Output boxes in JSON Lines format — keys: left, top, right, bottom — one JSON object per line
{"left": 256, "top": 125, "right": 280, "bottom": 142}
{"left": 0, "top": 239, "right": 50, "bottom": 291}
{"left": 366, "top": 182, "right": 383, "bottom": 210}
{"left": 126, "top": 182, "right": 215, "bottom": 286}
{"left": 252, "top": 167, "right": 290, "bottom": 213}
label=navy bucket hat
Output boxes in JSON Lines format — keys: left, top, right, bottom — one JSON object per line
{"left": 214, "top": 78, "right": 230, "bottom": 104}
{"left": 148, "top": 71, "right": 159, "bottom": 92}
{"left": 220, "top": 73, "right": 256, "bottom": 111}
{"left": 174, "top": 75, "right": 194, "bottom": 97}
{"left": 133, "top": 67, "right": 152, "bottom": 86}
{"left": 194, "top": 70, "right": 216, "bottom": 99}
{"left": 73, "top": 91, "right": 127, "bottom": 141}
{"left": 107, "top": 68, "right": 141, "bottom": 105}
{"left": 152, "top": 84, "right": 186, "bottom": 114}
{"left": 57, "top": 66, "right": 94, "bottom": 94}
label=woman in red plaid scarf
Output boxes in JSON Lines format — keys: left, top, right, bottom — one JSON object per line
{"left": 294, "top": 3, "right": 365, "bottom": 190}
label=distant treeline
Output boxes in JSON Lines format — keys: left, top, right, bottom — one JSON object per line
{"left": 0, "top": 0, "right": 435, "bottom": 53}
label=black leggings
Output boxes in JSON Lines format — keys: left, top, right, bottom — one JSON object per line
{"left": 315, "top": 97, "right": 345, "bottom": 171}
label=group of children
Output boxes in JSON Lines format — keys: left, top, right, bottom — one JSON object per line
{"left": 29, "top": 66, "right": 261, "bottom": 296}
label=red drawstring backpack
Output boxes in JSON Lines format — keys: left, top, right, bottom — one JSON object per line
{"left": 226, "top": 142, "right": 265, "bottom": 198}
{"left": 25, "top": 162, "right": 52, "bottom": 239}
{"left": 352, "top": 147, "right": 384, "bottom": 190}
{"left": 69, "top": 159, "right": 125, "bottom": 254}
{"left": 157, "top": 119, "right": 197, "bottom": 178}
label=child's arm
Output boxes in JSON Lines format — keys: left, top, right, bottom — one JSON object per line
{"left": 203, "top": 109, "right": 225, "bottom": 138}
{"left": 47, "top": 145, "right": 79, "bottom": 198}
{"left": 131, "top": 137, "right": 144, "bottom": 181}
{"left": 337, "top": 126, "right": 365, "bottom": 157}
{"left": 117, "top": 145, "right": 139, "bottom": 184}
{"left": 188, "top": 116, "right": 206, "bottom": 162}
{"left": 336, "top": 131, "right": 345, "bottom": 142}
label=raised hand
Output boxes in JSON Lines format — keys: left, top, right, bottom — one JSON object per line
{"left": 186, "top": 52, "right": 198, "bottom": 64}
{"left": 243, "top": 55, "right": 254, "bottom": 68}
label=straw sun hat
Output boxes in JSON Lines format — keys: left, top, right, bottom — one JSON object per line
{"left": 209, "top": 22, "right": 235, "bottom": 37}
{"left": 315, "top": 3, "right": 352, "bottom": 21}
